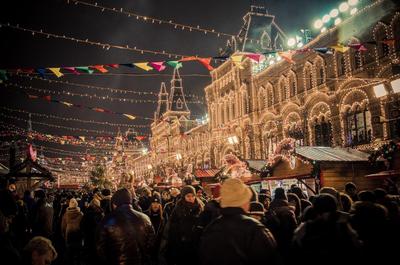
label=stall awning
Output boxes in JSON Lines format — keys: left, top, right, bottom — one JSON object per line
{"left": 194, "top": 169, "right": 221, "bottom": 178}
{"left": 365, "top": 170, "right": 400, "bottom": 179}
{"left": 295, "top": 146, "right": 370, "bottom": 162}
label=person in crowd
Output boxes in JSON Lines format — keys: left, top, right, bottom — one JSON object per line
{"left": 145, "top": 193, "right": 164, "bottom": 264}
{"left": 264, "top": 187, "right": 297, "bottom": 261}
{"left": 21, "top": 236, "right": 58, "bottom": 265}
{"left": 31, "top": 190, "right": 54, "bottom": 239}
{"left": 100, "top": 189, "right": 112, "bottom": 215}
{"left": 287, "top": 193, "right": 302, "bottom": 222}
{"left": 292, "top": 194, "right": 361, "bottom": 265}
{"left": 199, "top": 184, "right": 221, "bottom": 227}
{"left": 195, "top": 185, "right": 208, "bottom": 204}
{"left": 350, "top": 200, "right": 394, "bottom": 264}
{"left": 80, "top": 194, "right": 104, "bottom": 265}
{"left": 161, "top": 185, "right": 204, "bottom": 265}
{"left": 345, "top": 182, "right": 358, "bottom": 202}
{"left": 0, "top": 208, "right": 20, "bottom": 264}
{"left": 340, "top": 192, "right": 353, "bottom": 213}
{"left": 61, "top": 198, "right": 83, "bottom": 265}
{"left": 258, "top": 193, "right": 271, "bottom": 211}
{"left": 10, "top": 198, "right": 31, "bottom": 250}
{"left": 199, "top": 178, "right": 280, "bottom": 265}
{"left": 96, "top": 188, "right": 155, "bottom": 265}
{"left": 161, "top": 190, "right": 171, "bottom": 206}
{"left": 138, "top": 187, "right": 153, "bottom": 212}
{"left": 163, "top": 187, "right": 180, "bottom": 221}
{"left": 249, "top": 201, "right": 266, "bottom": 222}
{"left": 357, "top": 190, "right": 376, "bottom": 203}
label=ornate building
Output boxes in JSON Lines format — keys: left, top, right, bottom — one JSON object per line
{"left": 133, "top": 0, "right": 400, "bottom": 178}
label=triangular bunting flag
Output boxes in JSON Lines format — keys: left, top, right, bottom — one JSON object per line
{"left": 231, "top": 55, "right": 244, "bottom": 69}
{"left": 37, "top": 68, "right": 46, "bottom": 78}
{"left": 197, "top": 58, "right": 214, "bottom": 71}
{"left": 43, "top": 95, "right": 51, "bottom": 101}
{"left": 120, "top": 63, "right": 135, "bottom": 68}
{"left": 91, "top": 65, "right": 108, "bottom": 73}
{"left": 79, "top": 136, "right": 85, "bottom": 142}
{"left": 64, "top": 67, "right": 80, "bottom": 75}
{"left": 166, "top": 61, "right": 183, "bottom": 69}
{"left": 0, "top": 70, "right": 8, "bottom": 83}
{"left": 330, "top": 44, "right": 350, "bottom": 53}
{"left": 61, "top": 101, "right": 73, "bottom": 107}
{"left": 314, "top": 48, "right": 333, "bottom": 54}
{"left": 76, "top": 67, "right": 94, "bottom": 74}
{"left": 28, "top": 95, "right": 39, "bottom": 99}
{"left": 149, "top": 62, "right": 166, "bottom": 72}
{"left": 48, "top": 68, "right": 64, "bottom": 78}
{"left": 107, "top": 64, "right": 119, "bottom": 68}
{"left": 179, "top": 56, "right": 198, "bottom": 62}
{"left": 244, "top": 53, "right": 263, "bottom": 63}
{"left": 381, "top": 39, "right": 395, "bottom": 45}
{"left": 134, "top": 63, "right": 153, "bottom": 71}
{"left": 136, "top": 136, "right": 146, "bottom": 141}
{"left": 123, "top": 114, "right": 136, "bottom": 120}
{"left": 278, "top": 51, "right": 295, "bottom": 64}
{"left": 92, "top": 108, "right": 105, "bottom": 113}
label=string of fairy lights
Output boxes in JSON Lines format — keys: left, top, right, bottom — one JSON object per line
{"left": 1, "top": 82, "right": 204, "bottom": 104}
{"left": 13, "top": 74, "right": 205, "bottom": 101}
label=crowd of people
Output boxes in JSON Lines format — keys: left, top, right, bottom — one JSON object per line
{"left": 1, "top": 177, "right": 400, "bottom": 265}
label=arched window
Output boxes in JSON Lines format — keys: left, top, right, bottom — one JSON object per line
{"left": 314, "top": 117, "right": 332, "bottom": 146}
{"left": 304, "top": 64, "right": 313, "bottom": 90}
{"left": 258, "top": 87, "right": 266, "bottom": 110}
{"left": 315, "top": 59, "right": 325, "bottom": 86}
{"left": 220, "top": 104, "right": 224, "bottom": 125}
{"left": 288, "top": 72, "right": 297, "bottom": 97}
{"left": 374, "top": 23, "right": 390, "bottom": 58}
{"left": 337, "top": 54, "right": 346, "bottom": 76}
{"left": 273, "top": 84, "right": 280, "bottom": 104}
{"left": 287, "top": 123, "right": 304, "bottom": 146}
{"left": 393, "top": 15, "right": 400, "bottom": 52}
{"left": 266, "top": 84, "right": 273, "bottom": 107}
{"left": 345, "top": 106, "right": 372, "bottom": 146}
{"left": 354, "top": 51, "right": 362, "bottom": 70}
{"left": 280, "top": 78, "right": 288, "bottom": 100}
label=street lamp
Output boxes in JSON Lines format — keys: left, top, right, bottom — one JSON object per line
{"left": 228, "top": 136, "right": 239, "bottom": 145}
{"left": 330, "top": 9, "right": 339, "bottom": 18}
{"left": 176, "top": 153, "right": 182, "bottom": 160}
{"left": 339, "top": 2, "right": 349, "bottom": 13}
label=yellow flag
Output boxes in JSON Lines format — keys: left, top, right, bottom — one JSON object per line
{"left": 330, "top": 44, "right": 349, "bottom": 53}
{"left": 79, "top": 136, "right": 85, "bottom": 142}
{"left": 231, "top": 55, "right": 244, "bottom": 69}
{"left": 48, "top": 68, "right": 64, "bottom": 78}
{"left": 123, "top": 114, "right": 136, "bottom": 120}
{"left": 61, "top": 101, "right": 73, "bottom": 107}
{"left": 134, "top": 63, "right": 153, "bottom": 71}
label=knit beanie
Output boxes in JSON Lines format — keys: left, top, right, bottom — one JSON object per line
{"left": 69, "top": 198, "right": 78, "bottom": 208}
{"left": 220, "top": 178, "right": 252, "bottom": 208}
{"left": 249, "top": 201, "right": 265, "bottom": 216}
{"left": 111, "top": 188, "right": 132, "bottom": 207}
{"left": 181, "top": 185, "right": 196, "bottom": 198}
{"left": 273, "top": 187, "right": 288, "bottom": 201}
{"left": 150, "top": 194, "right": 162, "bottom": 204}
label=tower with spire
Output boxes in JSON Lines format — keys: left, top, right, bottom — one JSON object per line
{"left": 154, "top": 82, "right": 169, "bottom": 120}
{"left": 165, "top": 67, "right": 190, "bottom": 119}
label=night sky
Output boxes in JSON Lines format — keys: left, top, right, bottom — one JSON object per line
{"left": 0, "top": 0, "right": 343, "bottom": 160}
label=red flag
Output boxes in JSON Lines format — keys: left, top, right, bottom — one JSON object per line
{"left": 43, "top": 95, "right": 51, "bottom": 101}
{"left": 136, "top": 136, "right": 146, "bottom": 141}
{"left": 197, "top": 58, "right": 214, "bottom": 71}
{"left": 92, "top": 65, "right": 108, "bottom": 73}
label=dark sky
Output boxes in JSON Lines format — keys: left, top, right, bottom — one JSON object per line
{"left": 0, "top": 0, "right": 343, "bottom": 160}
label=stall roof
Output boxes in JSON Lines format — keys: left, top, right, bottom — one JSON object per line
{"left": 295, "top": 147, "right": 371, "bottom": 162}
{"left": 194, "top": 169, "right": 221, "bottom": 178}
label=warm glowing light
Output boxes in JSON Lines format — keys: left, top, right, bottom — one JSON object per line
{"left": 322, "top": 14, "right": 331, "bottom": 23}
{"left": 330, "top": 9, "right": 339, "bottom": 18}
{"left": 287, "top": 38, "right": 296, "bottom": 47}
{"left": 350, "top": 8, "right": 358, "bottom": 15}
{"left": 391, "top": 78, "right": 400, "bottom": 93}
{"left": 339, "top": 2, "right": 349, "bottom": 12}
{"left": 334, "top": 18, "right": 342, "bottom": 25}
{"left": 314, "top": 19, "right": 323, "bottom": 29}
{"left": 348, "top": 0, "right": 359, "bottom": 6}
{"left": 297, "top": 42, "right": 304, "bottom": 48}
{"left": 321, "top": 27, "right": 327, "bottom": 33}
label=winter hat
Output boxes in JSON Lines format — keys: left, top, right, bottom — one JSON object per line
{"left": 249, "top": 202, "right": 265, "bottom": 216}
{"left": 220, "top": 178, "right": 252, "bottom": 208}
{"left": 111, "top": 188, "right": 132, "bottom": 207}
{"left": 181, "top": 185, "right": 196, "bottom": 198}
{"left": 313, "top": 194, "right": 337, "bottom": 214}
{"left": 273, "top": 187, "right": 288, "bottom": 201}
{"left": 69, "top": 198, "right": 78, "bottom": 208}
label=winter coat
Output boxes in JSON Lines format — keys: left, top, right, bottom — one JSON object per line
{"left": 96, "top": 204, "right": 155, "bottom": 265}
{"left": 161, "top": 198, "right": 204, "bottom": 265}
{"left": 199, "top": 207, "right": 281, "bottom": 265}
{"left": 265, "top": 199, "right": 298, "bottom": 255}
{"left": 100, "top": 196, "right": 112, "bottom": 216}
{"left": 32, "top": 199, "right": 54, "bottom": 238}
{"left": 62, "top": 207, "right": 83, "bottom": 246}
{"left": 81, "top": 204, "right": 104, "bottom": 249}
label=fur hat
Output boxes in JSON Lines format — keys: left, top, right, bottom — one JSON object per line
{"left": 220, "top": 178, "right": 252, "bottom": 208}
{"left": 69, "top": 198, "right": 78, "bottom": 208}
{"left": 249, "top": 202, "right": 265, "bottom": 216}
{"left": 111, "top": 188, "right": 132, "bottom": 207}
{"left": 181, "top": 185, "right": 196, "bottom": 198}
